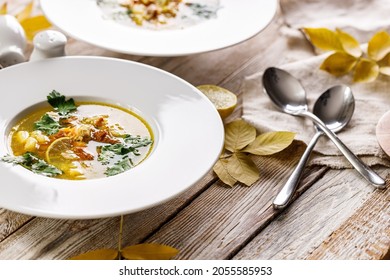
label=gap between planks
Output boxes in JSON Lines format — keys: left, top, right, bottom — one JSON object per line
{"left": 144, "top": 142, "right": 329, "bottom": 259}
{"left": 233, "top": 167, "right": 390, "bottom": 260}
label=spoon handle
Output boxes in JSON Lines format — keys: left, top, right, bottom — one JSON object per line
{"left": 273, "top": 131, "right": 323, "bottom": 209}
{"left": 301, "top": 111, "right": 386, "bottom": 188}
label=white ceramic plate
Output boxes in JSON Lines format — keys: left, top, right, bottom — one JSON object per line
{"left": 0, "top": 57, "right": 224, "bottom": 219}
{"left": 40, "top": 0, "right": 278, "bottom": 56}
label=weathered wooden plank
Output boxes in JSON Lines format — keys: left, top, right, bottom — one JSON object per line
{"left": 233, "top": 167, "right": 390, "bottom": 260}
{"left": 0, "top": 172, "right": 216, "bottom": 259}
{"left": 0, "top": 218, "right": 114, "bottom": 259}
{"left": 0, "top": 210, "right": 32, "bottom": 243}
{"left": 144, "top": 142, "right": 329, "bottom": 259}
{"left": 306, "top": 182, "right": 390, "bottom": 260}
{"left": 3, "top": 0, "right": 388, "bottom": 261}
{"left": 170, "top": 11, "right": 284, "bottom": 88}
{"left": 0, "top": 25, "right": 276, "bottom": 259}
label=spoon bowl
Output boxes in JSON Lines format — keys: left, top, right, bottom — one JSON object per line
{"left": 273, "top": 85, "right": 354, "bottom": 209}
{"left": 263, "top": 67, "right": 385, "bottom": 188}
{"left": 313, "top": 85, "right": 354, "bottom": 132}
{"left": 262, "top": 67, "right": 307, "bottom": 114}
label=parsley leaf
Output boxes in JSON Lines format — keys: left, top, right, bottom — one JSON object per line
{"left": 97, "top": 134, "right": 152, "bottom": 176}
{"left": 105, "top": 158, "right": 132, "bottom": 176}
{"left": 98, "top": 144, "right": 134, "bottom": 165}
{"left": 1, "top": 152, "right": 62, "bottom": 177}
{"left": 34, "top": 113, "right": 60, "bottom": 135}
{"left": 123, "top": 134, "right": 153, "bottom": 149}
{"left": 47, "top": 90, "right": 77, "bottom": 116}
{"left": 186, "top": 3, "right": 219, "bottom": 19}
{"left": 1, "top": 154, "right": 25, "bottom": 164}
{"left": 97, "top": 135, "right": 152, "bottom": 165}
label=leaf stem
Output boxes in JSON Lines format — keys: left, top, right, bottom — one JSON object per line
{"left": 118, "top": 215, "right": 124, "bottom": 259}
{"left": 219, "top": 152, "right": 232, "bottom": 159}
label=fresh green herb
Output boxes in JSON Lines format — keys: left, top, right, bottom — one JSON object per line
{"left": 186, "top": 3, "right": 219, "bottom": 19}
{"left": 1, "top": 154, "right": 25, "bottom": 164}
{"left": 105, "top": 143, "right": 135, "bottom": 155}
{"left": 34, "top": 113, "right": 60, "bottom": 135}
{"left": 98, "top": 144, "right": 134, "bottom": 165}
{"left": 123, "top": 134, "right": 153, "bottom": 149}
{"left": 1, "top": 152, "right": 62, "bottom": 177}
{"left": 105, "top": 158, "right": 132, "bottom": 176}
{"left": 47, "top": 90, "right": 77, "bottom": 116}
{"left": 98, "top": 135, "right": 152, "bottom": 165}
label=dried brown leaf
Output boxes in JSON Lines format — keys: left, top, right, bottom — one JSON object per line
{"left": 121, "top": 243, "right": 179, "bottom": 260}
{"left": 243, "top": 131, "right": 295, "bottom": 156}
{"left": 336, "top": 28, "right": 362, "bottom": 57}
{"left": 224, "top": 119, "right": 256, "bottom": 152}
{"left": 367, "top": 31, "right": 390, "bottom": 61}
{"left": 69, "top": 249, "right": 119, "bottom": 260}
{"left": 353, "top": 59, "right": 379, "bottom": 83}
{"left": 303, "top": 27, "right": 344, "bottom": 52}
{"left": 213, "top": 157, "right": 237, "bottom": 187}
{"left": 226, "top": 152, "right": 259, "bottom": 187}
{"left": 320, "top": 52, "right": 358, "bottom": 76}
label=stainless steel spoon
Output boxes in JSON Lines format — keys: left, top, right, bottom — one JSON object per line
{"left": 273, "top": 85, "right": 355, "bottom": 209}
{"left": 262, "top": 67, "right": 385, "bottom": 188}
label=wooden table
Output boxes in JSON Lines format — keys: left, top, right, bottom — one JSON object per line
{"left": 0, "top": 1, "right": 389, "bottom": 260}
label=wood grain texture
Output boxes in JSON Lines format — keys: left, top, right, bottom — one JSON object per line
{"left": 306, "top": 180, "right": 390, "bottom": 259}
{"left": 0, "top": 210, "right": 32, "bottom": 243}
{"left": 1, "top": 1, "right": 389, "bottom": 260}
{"left": 233, "top": 168, "right": 390, "bottom": 260}
{"left": 0, "top": 172, "right": 216, "bottom": 259}
{"left": 0, "top": 10, "right": 289, "bottom": 259}
{"left": 145, "top": 142, "right": 328, "bottom": 259}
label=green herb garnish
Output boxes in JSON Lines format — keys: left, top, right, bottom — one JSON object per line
{"left": 1, "top": 152, "right": 62, "bottom": 177}
{"left": 123, "top": 134, "right": 152, "bottom": 148}
{"left": 98, "top": 134, "right": 152, "bottom": 175}
{"left": 98, "top": 135, "right": 152, "bottom": 165}
{"left": 34, "top": 113, "right": 60, "bottom": 135}
{"left": 186, "top": 3, "right": 219, "bottom": 19}
{"left": 105, "top": 158, "right": 132, "bottom": 176}
{"left": 47, "top": 90, "right": 77, "bottom": 116}
{"left": 98, "top": 144, "right": 134, "bottom": 165}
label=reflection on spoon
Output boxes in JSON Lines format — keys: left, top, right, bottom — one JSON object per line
{"left": 262, "top": 67, "right": 385, "bottom": 188}
{"left": 273, "top": 85, "right": 355, "bottom": 209}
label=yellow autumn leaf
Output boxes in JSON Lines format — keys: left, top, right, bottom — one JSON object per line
{"left": 303, "top": 27, "right": 344, "bottom": 52}
{"left": 353, "top": 58, "right": 379, "bottom": 83}
{"left": 15, "top": 0, "right": 34, "bottom": 22}
{"left": 121, "top": 244, "right": 179, "bottom": 260}
{"left": 69, "top": 249, "right": 119, "bottom": 260}
{"left": 224, "top": 119, "right": 256, "bottom": 152}
{"left": 367, "top": 31, "right": 390, "bottom": 61}
{"left": 336, "top": 28, "right": 362, "bottom": 57}
{"left": 213, "top": 157, "right": 237, "bottom": 187}
{"left": 242, "top": 131, "right": 295, "bottom": 156}
{"left": 20, "top": 15, "right": 52, "bottom": 41}
{"left": 379, "top": 66, "right": 390, "bottom": 76}
{"left": 0, "top": 2, "right": 7, "bottom": 14}
{"left": 320, "top": 52, "right": 358, "bottom": 76}
{"left": 226, "top": 152, "right": 259, "bottom": 186}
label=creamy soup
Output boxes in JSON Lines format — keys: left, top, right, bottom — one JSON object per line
{"left": 2, "top": 91, "right": 153, "bottom": 180}
{"left": 97, "top": 0, "right": 220, "bottom": 30}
